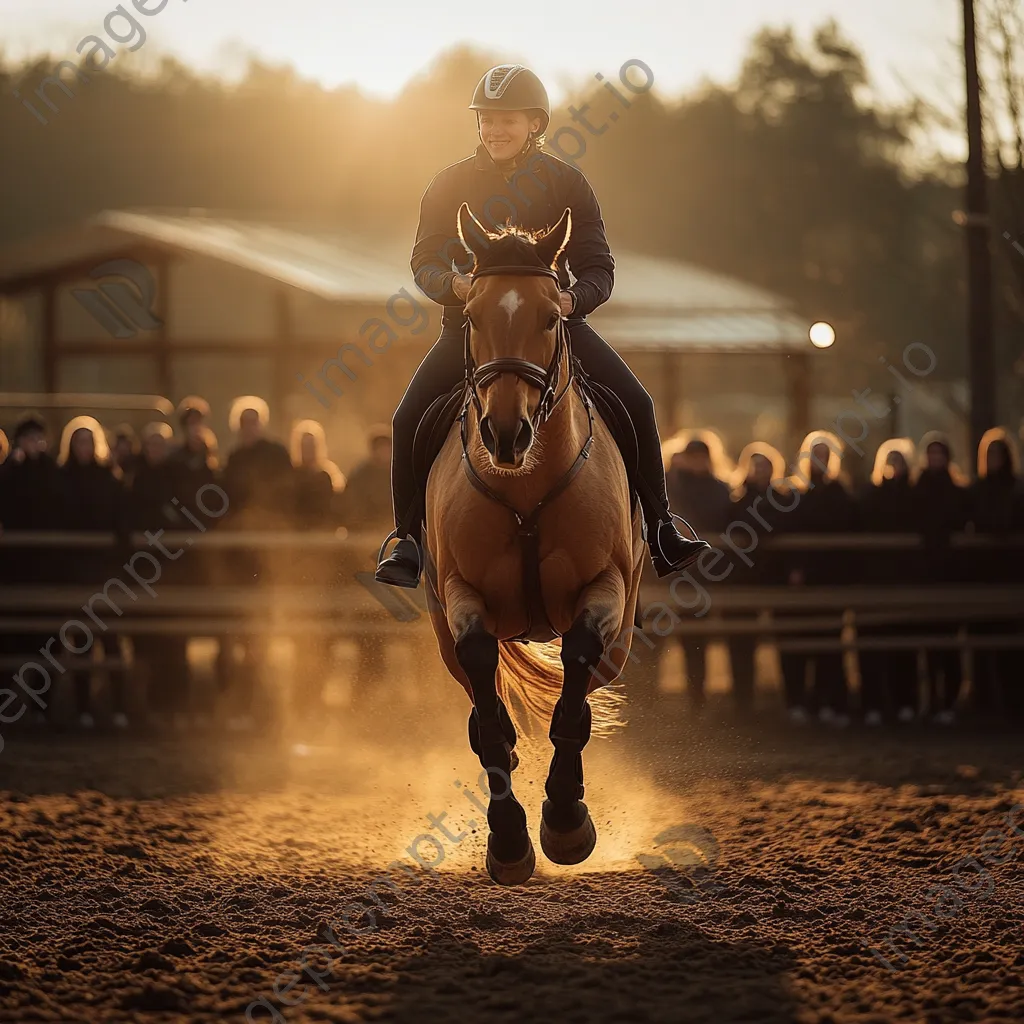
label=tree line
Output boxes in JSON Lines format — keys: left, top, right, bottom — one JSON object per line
{"left": 1, "top": 19, "right": 1021, "bottom": 421}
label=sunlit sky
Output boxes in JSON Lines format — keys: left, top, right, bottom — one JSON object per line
{"left": 1, "top": 0, "right": 964, "bottom": 112}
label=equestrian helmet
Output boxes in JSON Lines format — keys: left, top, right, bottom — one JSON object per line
{"left": 470, "top": 65, "right": 550, "bottom": 134}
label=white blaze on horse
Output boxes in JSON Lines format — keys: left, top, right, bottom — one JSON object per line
{"left": 422, "top": 203, "right": 646, "bottom": 884}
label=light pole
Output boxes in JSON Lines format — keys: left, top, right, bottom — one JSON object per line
{"left": 786, "top": 322, "right": 836, "bottom": 455}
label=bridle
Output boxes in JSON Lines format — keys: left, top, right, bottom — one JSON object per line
{"left": 462, "top": 264, "right": 572, "bottom": 428}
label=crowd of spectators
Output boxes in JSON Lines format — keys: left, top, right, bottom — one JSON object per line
{"left": 0, "top": 396, "right": 393, "bottom": 539}
{"left": 1, "top": 400, "right": 1022, "bottom": 733}
{"left": 665, "top": 427, "right": 1024, "bottom": 729}
{"left": 0, "top": 396, "right": 393, "bottom": 732}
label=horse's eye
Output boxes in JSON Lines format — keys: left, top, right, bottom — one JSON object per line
{"left": 547, "top": 313, "right": 559, "bottom": 331}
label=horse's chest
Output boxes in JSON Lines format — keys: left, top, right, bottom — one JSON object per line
{"left": 457, "top": 519, "right": 581, "bottom": 636}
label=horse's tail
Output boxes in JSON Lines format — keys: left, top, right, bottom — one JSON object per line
{"left": 496, "top": 640, "right": 626, "bottom": 741}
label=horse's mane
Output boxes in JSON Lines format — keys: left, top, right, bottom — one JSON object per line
{"left": 470, "top": 224, "right": 550, "bottom": 272}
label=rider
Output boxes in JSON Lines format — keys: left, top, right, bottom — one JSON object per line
{"left": 375, "top": 64, "right": 710, "bottom": 587}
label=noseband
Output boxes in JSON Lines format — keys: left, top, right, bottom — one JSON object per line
{"left": 462, "top": 264, "right": 570, "bottom": 427}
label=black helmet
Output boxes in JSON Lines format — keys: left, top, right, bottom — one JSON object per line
{"left": 469, "top": 65, "right": 550, "bottom": 134}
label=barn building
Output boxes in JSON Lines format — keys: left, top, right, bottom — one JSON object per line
{"left": 0, "top": 210, "right": 816, "bottom": 469}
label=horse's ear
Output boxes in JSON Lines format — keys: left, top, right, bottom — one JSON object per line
{"left": 457, "top": 203, "right": 489, "bottom": 260}
{"left": 535, "top": 208, "right": 572, "bottom": 269}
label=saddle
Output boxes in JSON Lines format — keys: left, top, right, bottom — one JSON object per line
{"left": 411, "top": 383, "right": 468, "bottom": 500}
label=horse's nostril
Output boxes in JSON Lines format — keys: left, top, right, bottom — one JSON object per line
{"left": 514, "top": 418, "right": 533, "bottom": 455}
{"left": 479, "top": 416, "right": 496, "bottom": 454}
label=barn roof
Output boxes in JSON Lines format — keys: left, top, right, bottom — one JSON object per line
{"left": 0, "top": 210, "right": 810, "bottom": 353}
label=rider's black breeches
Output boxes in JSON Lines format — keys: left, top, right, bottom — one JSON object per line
{"left": 390, "top": 316, "right": 670, "bottom": 534}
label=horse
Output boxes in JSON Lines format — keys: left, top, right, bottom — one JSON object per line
{"left": 421, "top": 203, "right": 646, "bottom": 885}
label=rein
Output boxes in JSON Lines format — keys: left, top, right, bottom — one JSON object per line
{"left": 458, "top": 264, "right": 595, "bottom": 642}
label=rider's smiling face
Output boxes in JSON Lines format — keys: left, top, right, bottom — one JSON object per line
{"left": 478, "top": 110, "right": 541, "bottom": 163}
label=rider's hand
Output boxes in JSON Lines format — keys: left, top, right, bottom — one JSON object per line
{"left": 559, "top": 290, "right": 576, "bottom": 317}
{"left": 452, "top": 274, "right": 472, "bottom": 302}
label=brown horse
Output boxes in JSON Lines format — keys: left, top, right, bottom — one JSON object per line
{"left": 422, "top": 203, "right": 646, "bottom": 885}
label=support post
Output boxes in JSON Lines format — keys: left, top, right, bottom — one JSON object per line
{"left": 784, "top": 351, "right": 810, "bottom": 454}
{"left": 963, "top": 0, "right": 996, "bottom": 471}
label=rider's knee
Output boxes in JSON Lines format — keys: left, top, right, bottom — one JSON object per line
{"left": 392, "top": 396, "right": 419, "bottom": 438}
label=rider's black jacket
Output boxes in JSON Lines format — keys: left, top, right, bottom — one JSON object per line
{"left": 411, "top": 145, "right": 615, "bottom": 320}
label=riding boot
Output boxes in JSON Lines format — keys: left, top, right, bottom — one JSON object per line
{"left": 374, "top": 420, "right": 425, "bottom": 589}
{"left": 637, "top": 474, "right": 712, "bottom": 578}
{"left": 374, "top": 537, "right": 422, "bottom": 589}
{"left": 375, "top": 498, "right": 424, "bottom": 590}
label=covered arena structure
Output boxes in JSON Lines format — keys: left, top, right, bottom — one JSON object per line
{"left": 0, "top": 209, "right": 815, "bottom": 462}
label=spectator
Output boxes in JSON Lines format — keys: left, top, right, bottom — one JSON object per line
{"left": 110, "top": 423, "right": 142, "bottom": 485}
{"left": 127, "top": 424, "right": 179, "bottom": 532}
{"left": 666, "top": 436, "right": 734, "bottom": 537}
{"left": 337, "top": 424, "right": 395, "bottom": 706}
{"left": 858, "top": 439, "right": 919, "bottom": 725}
{"left": 290, "top": 420, "right": 344, "bottom": 531}
{"left": 779, "top": 433, "right": 857, "bottom": 727}
{"left": 912, "top": 434, "right": 971, "bottom": 725}
{"left": 128, "top": 422, "right": 190, "bottom": 728}
{"left": 971, "top": 429, "right": 1022, "bottom": 533}
{"left": 166, "top": 396, "right": 217, "bottom": 502}
{"left": 57, "top": 417, "right": 129, "bottom": 730}
{"left": 664, "top": 435, "right": 733, "bottom": 710}
{"left": 165, "top": 399, "right": 221, "bottom": 722}
{"left": 726, "top": 442, "right": 789, "bottom": 715}
{"left": 223, "top": 396, "right": 293, "bottom": 527}
{"left": 969, "top": 428, "right": 1024, "bottom": 719}
{"left": 220, "top": 397, "right": 292, "bottom": 731}
{"left": 0, "top": 415, "right": 65, "bottom": 531}
{"left": 0, "top": 416, "right": 66, "bottom": 677}
{"left": 340, "top": 425, "right": 394, "bottom": 530}
{"left": 288, "top": 420, "right": 345, "bottom": 722}
{"left": 860, "top": 442, "right": 916, "bottom": 531}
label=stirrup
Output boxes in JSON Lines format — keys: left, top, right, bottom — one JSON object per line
{"left": 668, "top": 511, "right": 702, "bottom": 542}
{"left": 375, "top": 530, "right": 423, "bottom": 589}
{"left": 376, "top": 528, "right": 404, "bottom": 568}
{"left": 650, "top": 513, "right": 711, "bottom": 577}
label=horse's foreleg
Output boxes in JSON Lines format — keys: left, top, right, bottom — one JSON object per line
{"left": 447, "top": 587, "right": 535, "bottom": 885}
{"left": 541, "top": 570, "right": 625, "bottom": 866}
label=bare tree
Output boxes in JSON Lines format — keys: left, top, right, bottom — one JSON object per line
{"left": 977, "top": 0, "right": 1024, "bottom": 420}
{"left": 979, "top": 0, "right": 1024, "bottom": 289}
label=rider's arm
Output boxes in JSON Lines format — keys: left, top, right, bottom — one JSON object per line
{"left": 563, "top": 169, "right": 615, "bottom": 317}
{"left": 411, "top": 175, "right": 470, "bottom": 307}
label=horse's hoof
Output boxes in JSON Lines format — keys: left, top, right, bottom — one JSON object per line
{"left": 540, "top": 802, "right": 597, "bottom": 865}
{"left": 485, "top": 831, "right": 536, "bottom": 885}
